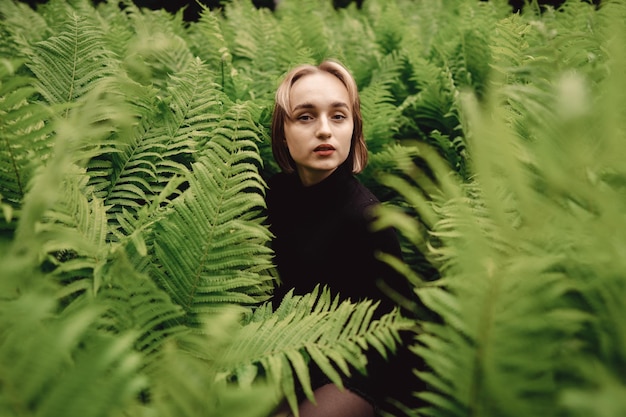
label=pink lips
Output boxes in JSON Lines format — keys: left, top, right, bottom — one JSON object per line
{"left": 314, "top": 144, "right": 335, "bottom": 156}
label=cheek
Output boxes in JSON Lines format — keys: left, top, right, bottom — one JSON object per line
{"left": 339, "top": 125, "right": 354, "bottom": 144}
{"left": 283, "top": 129, "right": 303, "bottom": 156}
{"left": 283, "top": 122, "right": 299, "bottom": 141}
{"left": 283, "top": 128, "right": 295, "bottom": 148}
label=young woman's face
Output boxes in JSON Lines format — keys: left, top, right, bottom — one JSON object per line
{"left": 284, "top": 71, "right": 354, "bottom": 186}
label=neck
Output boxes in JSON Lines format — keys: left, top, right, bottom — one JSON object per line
{"left": 297, "top": 167, "right": 338, "bottom": 187}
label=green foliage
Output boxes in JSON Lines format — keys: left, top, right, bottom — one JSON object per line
{"left": 0, "top": 60, "right": 54, "bottom": 208}
{"left": 1, "top": 0, "right": 625, "bottom": 416}
{"left": 376, "top": 2, "right": 626, "bottom": 417}
{"left": 223, "top": 286, "right": 414, "bottom": 412}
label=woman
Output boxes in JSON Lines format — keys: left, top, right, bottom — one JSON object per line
{"left": 266, "top": 59, "right": 419, "bottom": 417}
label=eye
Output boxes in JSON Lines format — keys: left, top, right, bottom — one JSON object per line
{"left": 296, "top": 114, "right": 313, "bottom": 121}
{"left": 332, "top": 113, "right": 347, "bottom": 121}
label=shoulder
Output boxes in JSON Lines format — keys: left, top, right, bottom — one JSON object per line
{"left": 347, "top": 177, "right": 381, "bottom": 213}
{"left": 336, "top": 177, "right": 385, "bottom": 229}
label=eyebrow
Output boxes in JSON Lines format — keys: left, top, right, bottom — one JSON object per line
{"left": 292, "top": 101, "right": 350, "bottom": 111}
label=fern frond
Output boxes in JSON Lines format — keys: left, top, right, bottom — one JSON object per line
{"left": 361, "top": 143, "right": 422, "bottom": 203}
{"left": 84, "top": 59, "right": 221, "bottom": 234}
{"left": 379, "top": 7, "right": 626, "bottom": 414}
{"left": 222, "top": 286, "right": 414, "bottom": 412}
{"left": 35, "top": 167, "right": 114, "bottom": 300}
{"left": 77, "top": 249, "right": 188, "bottom": 363}
{"left": 186, "top": 6, "right": 248, "bottom": 101}
{"left": 26, "top": 10, "right": 118, "bottom": 107}
{"left": 360, "top": 52, "right": 404, "bottom": 153}
{"left": 93, "top": 0, "right": 136, "bottom": 58}
{"left": 162, "top": 58, "right": 222, "bottom": 155}
{"left": 5, "top": 80, "right": 134, "bottom": 300}
{"left": 0, "top": 0, "right": 51, "bottom": 56}
{"left": 132, "top": 305, "right": 279, "bottom": 417}
{"left": 443, "top": 1, "right": 499, "bottom": 100}
{"left": 273, "top": 12, "right": 316, "bottom": 68}
{"left": 329, "top": 6, "right": 380, "bottom": 86}
{"left": 222, "top": 0, "right": 284, "bottom": 100}
{"left": 489, "top": 14, "right": 533, "bottom": 84}
{"left": 0, "top": 290, "right": 145, "bottom": 417}
{"left": 399, "top": 60, "right": 465, "bottom": 175}
{"left": 0, "top": 59, "right": 54, "bottom": 208}
{"left": 382, "top": 144, "right": 582, "bottom": 417}
{"left": 186, "top": 7, "right": 232, "bottom": 71}
{"left": 370, "top": 0, "right": 406, "bottom": 54}
{"left": 126, "top": 31, "right": 194, "bottom": 91}
{"left": 273, "top": 0, "right": 333, "bottom": 64}
{"left": 151, "top": 103, "right": 273, "bottom": 326}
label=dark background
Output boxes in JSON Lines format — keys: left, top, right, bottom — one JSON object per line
{"left": 19, "top": 0, "right": 603, "bottom": 23}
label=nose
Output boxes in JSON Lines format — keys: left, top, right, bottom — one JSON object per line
{"left": 316, "top": 117, "right": 331, "bottom": 139}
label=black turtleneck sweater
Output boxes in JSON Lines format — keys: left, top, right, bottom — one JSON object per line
{"left": 266, "top": 164, "right": 425, "bottom": 411}
{"left": 266, "top": 164, "right": 405, "bottom": 314}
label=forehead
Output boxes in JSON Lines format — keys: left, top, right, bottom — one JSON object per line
{"left": 289, "top": 72, "right": 351, "bottom": 109}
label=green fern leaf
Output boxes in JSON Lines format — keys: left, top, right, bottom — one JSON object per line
{"left": 36, "top": 167, "right": 111, "bottom": 292}
{"left": 151, "top": 103, "right": 273, "bottom": 326}
{"left": 26, "top": 10, "right": 117, "bottom": 106}
{"left": 222, "top": 286, "right": 413, "bottom": 411}
{"left": 0, "top": 0, "right": 51, "bottom": 57}
{"left": 94, "top": 0, "right": 136, "bottom": 58}
{"left": 163, "top": 58, "right": 223, "bottom": 155}
{"left": 83, "top": 59, "right": 223, "bottom": 238}
{"left": 0, "top": 59, "right": 54, "bottom": 208}
{"left": 222, "top": 0, "right": 284, "bottom": 101}
{"left": 328, "top": 7, "right": 380, "bottom": 86}
{"left": 371, "top": 0, "right": 406, "bottom": 54}
{"left": 398, "top": 55, "right": 466, "bottom": 175}
{"left": 0, "top": 291, "right": 145, "bottom": 417}
{"left": 186, "top": 7, "right": 232, "bottom": 73}
{"left": 360, "top": 52, "right": 404, "bottom": 153}
{"left": 127, "top": 32, "right": 194, "bottom": 91}
{"left": 83, "top": 250, "right": 188, "bottom": 363}
{"left": 271, "top": 0, "right": 333, "bottom": 64}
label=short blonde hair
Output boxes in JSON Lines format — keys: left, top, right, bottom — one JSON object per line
{"left": 270, "top": 59, "right": 367, "bottom": 174}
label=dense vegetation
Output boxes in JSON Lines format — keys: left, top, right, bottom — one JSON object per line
{"left": 1, "top": 0, "right": 625, "bottom": 416}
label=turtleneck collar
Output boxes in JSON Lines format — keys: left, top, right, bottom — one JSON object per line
{"left": 297, "top": 162, "right": 351, "bottom": 188}
{"left": 279, "top": 163, "right": 353, "bottom": 208}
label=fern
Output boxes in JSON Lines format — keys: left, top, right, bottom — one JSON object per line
{"left": 1, "top": 47, "right": 278, "bottom": 417}
{"left": 39, "top": 167, "right": 109, "bottom": 280}
{"left": 0, "top": 60, "right": 54, "bottom": 209}
{"left": 185, "top": 7, "right": 236, "bottom": 84}
{"left": 360, "top": 52, "right": 404, "bottom": 153}
{"left": 329, "top": 5, "right": 380, "bottom": 86}
{"left": 223, "top": 286, "right": 415, "bottom": 414}
{"left": 150, "top": 102, "right": 274, "bottom": 326}
{"left": 398, "top": 58, "right": 466, "bottom": 176}
{"left": 0, "top": 0, "right": 51, "bottom": 56}
{"left": 271, "top": 12, "right": 317, "bottom": 72}
{"left": 370, "top": 0, "right": 406, "bottom": 54}
{"left": 84, "top": 59, "right": 225, "bottom": 237}
{"left": 1, "top": 77, "right": 146, "bottom": 417}
{"left": 377, "top": 3, "right": 626, "bottom": 416}
{"left": 0, "top": 291, "right": 146, "bottom": 417}
{"left": 161, "top": 58, "right": 222, "bottom": 156}
{"left": 133, "top": 304, "right": 280, "bottom": 417}
{"left": 3, "top": 1, "right": 626, "bottom": 417}
{"left": 444, "top": 1, "right": 501, "bottom": 100}
{"left": 220, "top": 0, "right": 304, "bottom": 103}
{"left": 273, "top": 0, "right": 334, "bottom": 64}
{"left": 26, "top": 10, "right": 118, "bottom": 107}
{"left": 93, "top": 0, "right": 136, "bottom": 58}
